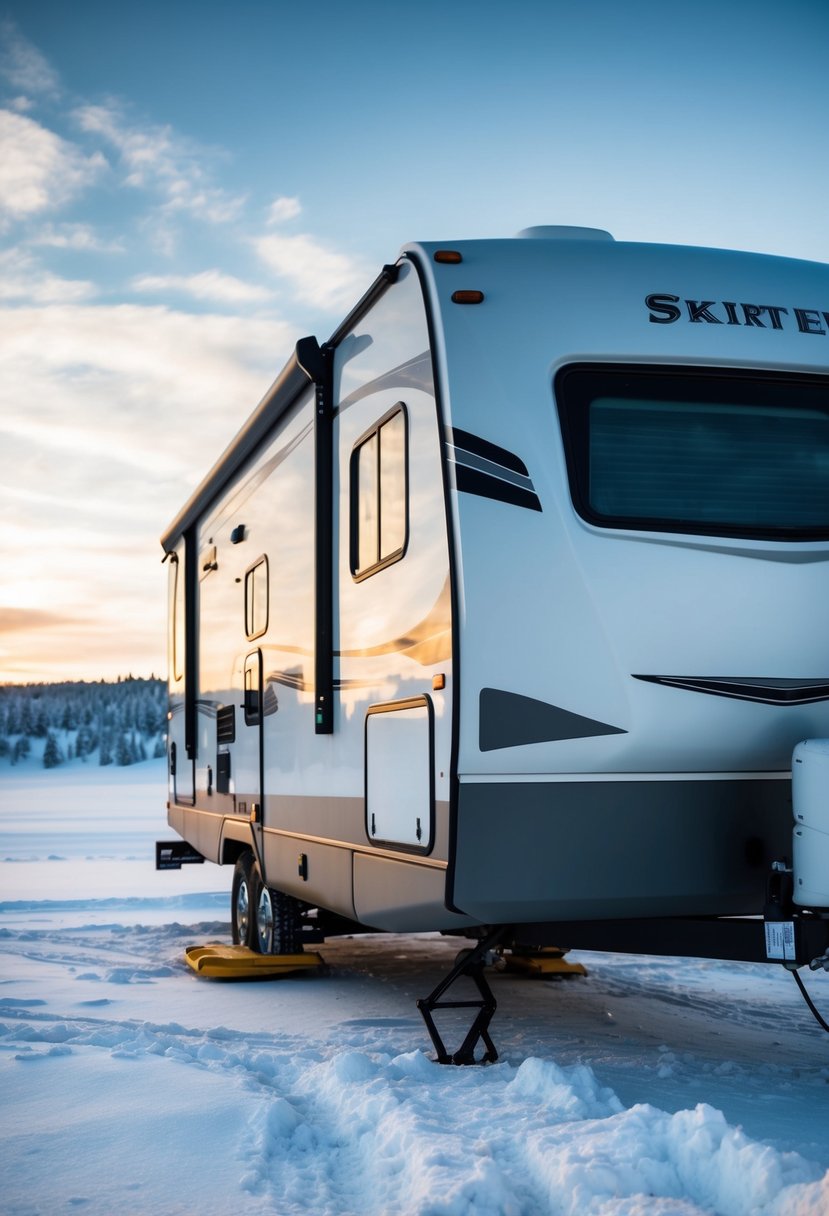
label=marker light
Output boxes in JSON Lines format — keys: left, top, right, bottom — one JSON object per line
{"left": 451, "top": 290, "right": 484, "bottom": 304}
{"left": 434, "top": 250, "right": 463, "bottom": 263}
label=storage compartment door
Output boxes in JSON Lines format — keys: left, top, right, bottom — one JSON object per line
{"left": 366, "top": 697, "right": 433, "bottom": 851}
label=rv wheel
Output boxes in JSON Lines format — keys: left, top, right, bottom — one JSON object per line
{"left": 256, "top": 883, "right": 275, "bottom": 954}
{"left": 231, "top": 852, "right": 256, "bottom": 948}
{"left": 252, "top": 869, "right": 304, "bottom": 955}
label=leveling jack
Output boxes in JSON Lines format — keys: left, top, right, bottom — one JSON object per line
{"left": 416, "top": 928, "right": 505, "bottom": 1065}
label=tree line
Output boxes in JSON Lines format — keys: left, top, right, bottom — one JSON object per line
{"left": 0, "top": 676, "right": 166, "bottom": 769}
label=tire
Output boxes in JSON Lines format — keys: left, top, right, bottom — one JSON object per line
{"left": 231, "top": 851, "right": 256, "bottom": 948}
{"left": 252, "top": 866, "right": 304, "bottom": 955}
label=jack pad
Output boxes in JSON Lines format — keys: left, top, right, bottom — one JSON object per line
{"left": 185, "top": 944, "right": 323, "bottom": 979}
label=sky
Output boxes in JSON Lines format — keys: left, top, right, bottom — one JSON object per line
{"left": 1, "top": 0, "right": 828, "bottom": 684}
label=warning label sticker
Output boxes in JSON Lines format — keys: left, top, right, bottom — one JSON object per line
{"left": 765, "top": 921, "right": 797, "bottom": 962}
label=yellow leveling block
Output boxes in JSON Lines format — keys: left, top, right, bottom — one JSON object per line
{"left": 185, "top": 944, "right": 324, "bottom": 979}
{"left": 503, "top": 948, "right": 588, "bottom": 978}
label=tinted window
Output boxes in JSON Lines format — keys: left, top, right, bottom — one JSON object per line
{"left": 556, "top": 366, "right": 829, "bottom": 539}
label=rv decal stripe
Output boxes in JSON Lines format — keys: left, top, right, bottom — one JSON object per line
{"left": 633, "top": 674, "right": 829, "bottom": 706}
{"left": 452, "top": 463, "right": 542, "bottom": 512}
{"left": 479, "top": 688, "right": 626, "bottom": 752}
{"left": 449, "top": 448, "right": 536, "bottom": 493}
{"left": 449, "top": 427, "right": 529, "bottom": 477}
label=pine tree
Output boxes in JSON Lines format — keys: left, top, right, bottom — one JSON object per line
{"left": 99, "top": 732, "right": 113, "bottom": 766}
{"left": 116, "top": 732, "right": 132, "bottom": 766}
{"left": 43, "top": 731, "right": 62, "bottom": 769}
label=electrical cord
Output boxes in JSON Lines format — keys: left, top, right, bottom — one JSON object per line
{"left": 792, "top": 968, "right": 829, "bottom": 1034}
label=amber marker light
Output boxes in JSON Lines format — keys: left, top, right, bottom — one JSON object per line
{"left": 451, "top": 290, "right": 484, "bottom": 304}
{"left": 434, "top": 250, "right": 463, "bottom": 263}
{"left": 432, "top": 673, "right": 446, "bottom": 690}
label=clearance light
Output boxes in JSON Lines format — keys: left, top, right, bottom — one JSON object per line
{"left": 451, "top": 290, "right": 484, "bottom": 304}
{"left": 434, "top": 250, "right": 463, "bottom": 264}
{"left": 432, "top": 673, "right": 446, "bottom": 691}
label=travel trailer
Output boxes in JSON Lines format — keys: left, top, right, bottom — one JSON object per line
{"left": 161, "top": 227, "right": 829, "bottom": 1059}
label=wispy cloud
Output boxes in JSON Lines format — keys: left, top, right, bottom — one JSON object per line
{"left": 267, "top": 195, "right": 302, "bottom": 224}
{"left": 254, "top": 231, "right": 368, "bottom": 312}
{"left": 74, "top": 101, "right": 246, "bottom": 224}
{"left": 0, "top": 19, "right": 60, "bottom": 97}
{"left": 0, "top": 249, "right": 95, "bottom": 303}
{"left": 0, "top": 301, "right": 297, "bottom": 471}
{"left": 0, "top": 298, "right": 301, "bottom": 680}
{"left": 29, "top": 222, "right": 125, "bottom": 253}
{"left": 0, "top": 109, "right": 106, "bottom": 226}
{"left": 0, "top": 606, "right": 67, "bottom": 633}
{"left": 131, "top": 270, "right": 273, "bottom": 305}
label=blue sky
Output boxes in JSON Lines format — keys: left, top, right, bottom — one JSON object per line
{"left": 1, "top": 0, "right": 828, "bottom": 682}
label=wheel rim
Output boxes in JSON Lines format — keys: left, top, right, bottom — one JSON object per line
{"left": 235, "top": 878, "right": 250, "bottom": 942}
{"left": 257, "top": 885, "right": 274, "bottom": 954}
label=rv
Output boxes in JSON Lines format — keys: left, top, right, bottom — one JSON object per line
{"left": 161, "top": 227, "right": 829, "bottom": 1057}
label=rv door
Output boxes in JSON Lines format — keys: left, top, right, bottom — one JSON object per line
{"left": 167, "top": 543, "right": 194, "bottom": 804}
{"left": 237, "top": 649, "right": 264, "bottom": 840}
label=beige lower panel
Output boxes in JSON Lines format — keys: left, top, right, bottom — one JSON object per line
{"left": 168, "top": 803, "right": 224, "bottom": 863}
{"left": 353, "top": 852, "right": 478, "bottom": 932}
{"left": 263, "top": 794, "right": 452, "bottom": 861}
{"left": 263, "top": 831, "right": 357, "bottom": 921}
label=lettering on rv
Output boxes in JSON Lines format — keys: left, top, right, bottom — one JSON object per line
{"left": 645, "top": 293, "right": 829, "bottom": 335}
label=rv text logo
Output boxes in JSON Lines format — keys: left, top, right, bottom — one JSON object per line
{"left": 645, "top": 294, "right": 829, "bottom": 335}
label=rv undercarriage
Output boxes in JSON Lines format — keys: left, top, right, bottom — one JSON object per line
{"left": 161, "top": 839, "right": 829, "bottom": 1058}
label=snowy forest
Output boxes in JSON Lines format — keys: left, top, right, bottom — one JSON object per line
{"left": 0, "top": 677, "right": 166, "bottom": 769}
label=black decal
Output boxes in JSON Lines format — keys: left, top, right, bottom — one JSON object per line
{"left": 454, "top": 464, "right": 542, "bottom": 512}
{"left": 634, "top": 674, "right": 829, "bottom": 707}
{"left": 795, "top": 308, "right": 826, "bottom": 335}
{"left": 741, "top": 304, "right": 766, "bottom": 328}
{"left": 764, "top": 305, "right": 788, "bottom": 330}
{"left": 723, "top": 301, "right": 741, "bottom": 325}
{"left": 686, "top": 300, "right": 722, "bottom": 324}
{"left": 645, "top": 293, "right": 681, "bottom": 324}
{"left": 479, "top": 687, "right": 626, "bottom": 751}
{"left": 450, "top": 427, "right": 529, "bottom": 477}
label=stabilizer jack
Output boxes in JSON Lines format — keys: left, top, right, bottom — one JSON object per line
{"left": 416, "top": 928, "right": 504, "bottom": 1065}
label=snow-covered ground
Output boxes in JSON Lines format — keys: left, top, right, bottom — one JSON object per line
{"left": 1, "top": 760, "right": 828, "bottom": 1215}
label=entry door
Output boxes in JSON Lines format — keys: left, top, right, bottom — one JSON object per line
{"left": 236, "top": 650, "right": 264, "bottom": 837}
{"left": 168, "top": 707, "right": 194, "bottom": 805}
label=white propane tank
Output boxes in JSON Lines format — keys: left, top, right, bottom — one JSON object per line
{"left": 792, "top": 738, "right": 829, "bottom": 907}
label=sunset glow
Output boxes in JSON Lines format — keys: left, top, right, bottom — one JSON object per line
{"left": 2, "top": 1, "right": 828, "bottom": 682}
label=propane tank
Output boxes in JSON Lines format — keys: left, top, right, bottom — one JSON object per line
{"left": 792, "top": 738, "right": 829, "bottom": 908}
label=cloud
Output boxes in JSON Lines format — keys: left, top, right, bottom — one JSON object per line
{"left": 267, "top": 196, "right": 302, "bottom": 224}
{"left": 29, "top": 222, "right": 125, "bottom": 253}
{"left": 0, "top": 606, "right": 67, "bottom": 633}
{"left": 0, "top": 249, "right": 95, "bottom": 303}
{"left": 131, "top": 270, "right": 273, "bottom": 305}
{"left": 74, "top": 101, "right": 245, "bottom": 224}
{"left": 0, "top": 19, "right": 60, "bottom": 97}
{"left": 0, "top": 301, "right": 298, "bottom": 476}
{"left": 0, "top": 109, "right": 106, "bottom": 226}
{"left": 0, "top": 299, "right": 301, "bottom": 681}
{"left": 255, "top": 231, "right": 369, "bottom": 312}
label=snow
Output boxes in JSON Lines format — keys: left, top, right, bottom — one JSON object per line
{"left": 1, "top": 761, "right": 828, "bottom": 1215}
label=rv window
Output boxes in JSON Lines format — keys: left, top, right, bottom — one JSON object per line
{"left": 244, "top": 557, "right": 269, "bottom": 640}
{"left": 351, "top": 405, "right": 409, "bottom": 578}
{"left": 556, "top": 366, "right": 829, "bottom": 540}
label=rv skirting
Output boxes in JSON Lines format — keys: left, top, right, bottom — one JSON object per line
{"left": 451, "top": 776, "right": 791, "bottom": 923}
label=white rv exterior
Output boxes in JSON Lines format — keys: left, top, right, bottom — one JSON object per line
{"left": 161, "top": 228, "right": 829, "bottom": 959}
